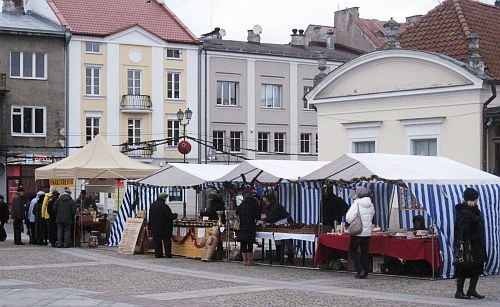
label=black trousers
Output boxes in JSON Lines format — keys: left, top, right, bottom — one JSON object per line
{"left": 0, "top": 222, "right": 6, "bottom": 241}
{"left": 13, "top": 219, "right": 23, "bottom": 244}
{"left": 154, "top": 235, "right": 172, "bottom": 258}
{"left": 240, "top": 241, "right": 253, "bottom": 253}
{"left": 349, "top": 235, "right": 371, "bottom": 275}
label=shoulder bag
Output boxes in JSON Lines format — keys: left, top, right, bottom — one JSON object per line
{"left": 453, "top": 225, "right": 474, "bottom": 269}
{"left": 348, "top": 204, "right": 363, "bottom": 236}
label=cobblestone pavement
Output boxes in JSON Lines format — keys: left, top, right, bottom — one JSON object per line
{"left": 1, "top": 228, "right": 499, "bottom": 306}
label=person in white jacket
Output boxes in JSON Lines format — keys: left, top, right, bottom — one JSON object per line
{"left": 345, "top": 186, "right": 375, "bottom": 279}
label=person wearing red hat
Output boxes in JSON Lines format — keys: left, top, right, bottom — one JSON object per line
{"left": 453, "top": 187, "right": 486, "bottom": 299}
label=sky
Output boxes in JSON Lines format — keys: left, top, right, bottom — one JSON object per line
{"left": 164, "top": 0, "right": 497, "bottom": 44}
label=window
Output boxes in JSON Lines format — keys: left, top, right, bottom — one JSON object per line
{"left": 300, "top": 133, "right": 311, "bottom": 153}
{"left": 127, "top": 119, "right": 141, "bottom": 144}
{"left": 85, "top": 66, "right": 101, "bottom": 96}
{"left": 354, "top": 141, "right": 375, "bottom": 153}
{"left": 213, "top": 131, "right": 225, "bottom": 152}
{"left": 217, "top": 81, "right": 238, "bottom": 106}
{"left": 303, "top": 86, "right": 314, "bottom": 109}
{"left": 11, "top": 106, "right": 45, "bottom": 136}
{"left": 261, "top": 84, "right": 282, "bottom": 108}
{"left": 167, "top": 72, "right": 180, "bottom": 99}
{"left": 166, "top": 49, "right": 181, "bottom": 59}
{"left": 85, "top": 117, "right": 100, "bottom": 143}
{"left": 411, "top": 139, "right": 437, "bottom": 156}
{"left": 258, "top": 132, "right": 269, "bottom": 153}
{"left": 167, "top": 120, "right": 180, "bottom": 146}
{"left": 10, "top": 52, "right": 46, "bottom": 79}
{"left": 230, "top": 131, "right": 242, "bottom": 152}
{"left": 315, "top": 134, "right": 318, "bottom": 154}
{"left": 127, "top": 70, "right": 141, "bottom": 95}
{"left": 274, "top": 132, "right": 285, "bottom": 153}
{"left": 85, "top": 42, "right": 101, "bottom": 53}
{"left": 168, "top": 186, "right": 183, "bottom": 202}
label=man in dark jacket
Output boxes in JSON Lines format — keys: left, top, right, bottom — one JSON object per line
{"left": 11, "top": 187, "right": 26, "bottom": 245}
{"left": 54, "top": 190, "right": 77, "bottom": 248}
{"left": 321, "top": 186, "right": 349, "bottom": 229}
{"left": 200, "top": 191, "right": 226, "bottom": 223}
{"left": 149, "top": 193, "right": 178, "bottom": 258}
{"left": 0, "top": 195, "right": 9, "bottom": 241}
{"left": 262, "top": 192, "right": 294, "bottom": 265}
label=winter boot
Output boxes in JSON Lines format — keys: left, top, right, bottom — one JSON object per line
{"left": 454, "top": 277, "right": 470, "bottom": 299}
{"left": 245, "top": 253, "right": 256, "bottom": 266}
{"left": 467, "top": 274, "right": 485, "bottom": 299}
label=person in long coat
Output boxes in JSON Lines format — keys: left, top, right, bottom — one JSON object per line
{"left": 0, "top": 195, "right": 9, "bottom": 241}
{"left": 33, "top": 193, "right": 47, "bottom": 245}
{"left": 54, "top": 190, "right": 77, "bottom": 248}
{"left": 149, "top": 193, "right": 178, "bottom": 258}
{"left": 345, "top": 186, "right": 375, "bottom": 279}
{"left": 321, "top": 186, "right": 349, "bottom": 229}
{"left": 453, "top": 188, "right": 487, "bottom": 299}
{"left": 11, "top": 187, "right": 26, "bottom": 245}
{"left": 47, "top": 191, "right": 60, "bottom": 247}
{"left": 235, "top": 189, "right": 261, "bottom": 266}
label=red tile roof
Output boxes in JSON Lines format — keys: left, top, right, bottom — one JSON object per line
{"left": 356, "top": 18, "right": 409, "bottom": 49}
{"left": 398, "top": 0, "right": 500, "bottom": 80}
{"left": 47, "top": 0, "right": 198, "bottom": 44}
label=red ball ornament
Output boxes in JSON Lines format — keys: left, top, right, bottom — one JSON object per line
{"left": 177, "top": 140, "right": 191, "bottom": 155}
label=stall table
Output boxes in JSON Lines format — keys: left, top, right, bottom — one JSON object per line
{"left": 314, "top": 233, "right": 440, "bottom": 273}
{"left": 256, "top": 231, "right": 317, "bottom": 266}
{"left": 74, "top": 216, "right": 109, "bottom": 247}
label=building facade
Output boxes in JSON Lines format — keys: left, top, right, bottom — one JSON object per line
{"left": 0, "top": 4, "right": 67, "bottom": 201}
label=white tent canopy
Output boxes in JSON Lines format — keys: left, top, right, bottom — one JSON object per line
{"left": 35, "top": 135, "right": 159, "bottom": 180}
{"left": 217, "top": 160, "right": 330, "bottom": 183}
{"left": 136, "top": 163, "right": 238, "bottom": 187}
{"left": 302, "top": 153, "right": 500, "bottom": 184}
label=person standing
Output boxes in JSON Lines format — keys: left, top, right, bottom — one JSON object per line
{"left": 321, "top": 186, "right": 349, "bottom": 229}
{"left": 47, "top": 191, "right": 60, "bottom": 247}
{"left": 33, "top": 193, "right": 47, "bottom": 245}
{"left": 262, "top": 191, "right": 294, "bottom": 265}
{"left": 235, "top": 189, "right": 261, "bottom": 266}
{"left": 27, "top": 191, "right": 44, "bottom": 244}
{"left": 453, "top": 188, "right": 487, "bottom": 299}
{"left": 11, "top": 187, "right": 26, "bottom": 245}
{"left": 54, "top": 190, "right": 77, "bottom": 248}
{"left": 0, "top": 195, "right": 9, "bottom": 241}
{"left": 149, "top": 193, "right": 178, "bottom": 258}
{"left": 345, "top": 186, "right": 375, "bottom": 279}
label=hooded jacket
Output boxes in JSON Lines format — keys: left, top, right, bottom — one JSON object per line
{"left": 345, "top": 196, "right": 375, "bottom": 237}
{"left": 54, "top": 194, "right": 77, "bottom": 224}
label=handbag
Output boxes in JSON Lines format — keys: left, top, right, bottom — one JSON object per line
{"left": 453, "top": 226, "right": 474, "bottom": 269}
{"left": 348, "top": 204, "right": 363, "bottom": 236}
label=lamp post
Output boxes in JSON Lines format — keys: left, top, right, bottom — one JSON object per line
{"left": 176, "top": 108, "right": 192, "bottom": 217}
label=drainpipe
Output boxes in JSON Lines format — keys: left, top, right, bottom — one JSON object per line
{"left": 197, "top": 42, "right": 203, "bottom": 164}
{"left": 482, "top": 80, "right": 497, "bottom": 172}
{"left": 204, "top": 46, "right": 208, "bottom": 164}
{"left": 64, "top": 30, "right": 72, "bottom": 157}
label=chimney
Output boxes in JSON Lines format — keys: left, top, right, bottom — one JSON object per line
{"left": 326, "top": 30, "right": 335, "bottom": 49}
{"left": 290, "top": 29, "right": 306, "bottom": 48}
{"left": 496, "top": 0, "right": 500, "bottom": 7}
{"left": 466, "top": 33, "right": 484, "bottom": 76}
{"left": 2, "top": 0, "right": 24, "bottom": 12}
{"left": 405, "top": 15, "right": 422, "bottom": 24}
{"left": 247, "top": 29, "right": 260, "bottom": 44}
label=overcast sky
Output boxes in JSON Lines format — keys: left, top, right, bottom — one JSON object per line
{"left": 164, "top": 0, "right": 496, "bottom": 44}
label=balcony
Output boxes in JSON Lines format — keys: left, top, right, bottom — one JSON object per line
{"left": 121, "top": 143, "right": 153, "bottom": 159}
{"left": 0, "top": 73, "right": 9, "bottom": 102}
{"left": 120, "top": 95, "right": 152, "bottom": 112}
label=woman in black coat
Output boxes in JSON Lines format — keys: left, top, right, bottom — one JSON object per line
{"left": 453, "top": 188, "right": 487, "bottom": 299}
{"left": 235, "top": 190, "right": 261, "bottom": 266}
{"left": 149, "top": 193, "right": 178, "bottom": 258}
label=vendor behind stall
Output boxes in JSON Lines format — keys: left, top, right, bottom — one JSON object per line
{"left": 200, "top": 190, "right": 226, "bottom": 260}
{"left": 321, "top": 185, "right": 349, "bottom": 229}
{"left": 76, "top": 190, "right": 98, "bottom": 215}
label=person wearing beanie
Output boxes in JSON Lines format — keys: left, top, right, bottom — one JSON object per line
{"left": 345, "top": 186, "right": 375, "bottom": 279}
{"left": 149, "top": 193, "right": 178, "bottom": 258}
{"left": 453, "top": 187, "right": 486, "bottom": 299}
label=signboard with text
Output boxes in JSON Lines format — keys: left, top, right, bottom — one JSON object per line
{"left": 49, "top": 178, "right": 75, "bottom": 187}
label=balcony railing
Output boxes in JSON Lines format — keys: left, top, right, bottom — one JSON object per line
{"left": 121, "top": 143, "right": 153, "bottom": 158}
{"left": 120, "top": 95, "right": 152, "bottom": 111}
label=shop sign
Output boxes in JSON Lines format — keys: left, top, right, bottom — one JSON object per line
{"left": 49, "top": 178, "right": 75, "bottom": 187}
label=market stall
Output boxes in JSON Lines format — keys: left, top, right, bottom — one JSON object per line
{"left": 303, "top": 153, "right": 500, "bottom": 279}
{"left": 35, "top": 135, "right": 159, "bottom": 247}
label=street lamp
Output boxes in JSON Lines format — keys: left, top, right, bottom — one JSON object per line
{"left": 176, "top": 108, "right": 193, "bottom": 218}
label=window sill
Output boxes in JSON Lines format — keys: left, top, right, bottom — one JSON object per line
{"left": 84, "top": 95, "right": 106, "bottom": 100}
{"left": 261, "top": 107, "right": 284, "bottom": 111}
{"left": 11, "top": 133, "right": 46, "bottom": 137}
{"left": 165, "top": 98, "right": 185, "bottom": 104}
{"left": 10, "top": 76, "right": 47, "bottom": 81}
